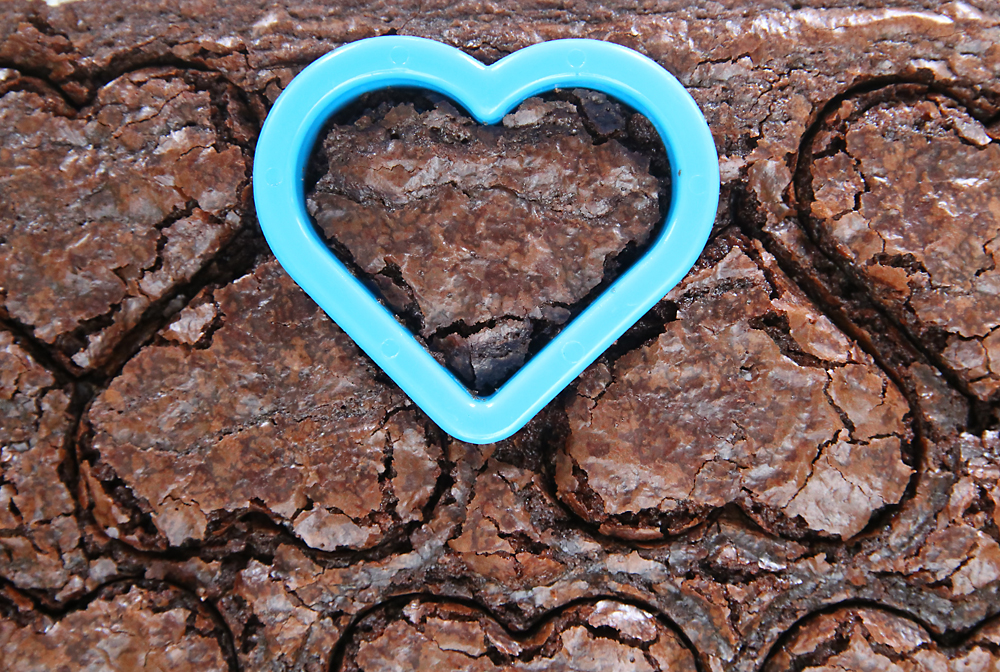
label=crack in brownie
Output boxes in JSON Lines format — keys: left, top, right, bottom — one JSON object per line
{"left": 865, "top": 430, "right": 1000, "bottom": 599}
{"left": 0, "top": 329, "right": 88, "bottom": 600}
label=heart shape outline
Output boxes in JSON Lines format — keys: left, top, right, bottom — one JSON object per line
{"left": 253, "top": 36, "right": 719, "bottom": 444}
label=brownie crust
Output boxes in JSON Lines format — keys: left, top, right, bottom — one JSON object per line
{"left": 1, "top": 2, "right": 999, "bottom": 671}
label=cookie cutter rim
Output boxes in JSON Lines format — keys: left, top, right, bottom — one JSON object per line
{"left": 253, "top": 36, "right": 720, "bottom": 444}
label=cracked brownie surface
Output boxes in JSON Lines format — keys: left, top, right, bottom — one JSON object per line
{"left": 764, "top": 605, "right": 1000, "bottom": 671}
{"left": 802, "top": 88, "right": 1000, "bottom": 403}
{"left": 0, "top": 330, "right": 85, "bottom": 598}
{"left": 83, "top": 260, "right": 444, "bottom": 552}
{"left": 2, "top": 1, "right": 1000, "bottom": 671}
{"left": 556, "top": 231, "right": 913, "bottom": 541}
{"left": 0, "top": 581, "right": 233, "bottom": 670}
{"left": 337, "top": 598, "right": 697, "bottom": 672}
{"left": 0, "top": 67, "right": 251, "bottom": 373}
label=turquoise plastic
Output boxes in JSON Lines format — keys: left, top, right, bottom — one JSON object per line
{"left": 253, "top": 36, "right": 720, "bottom": 444}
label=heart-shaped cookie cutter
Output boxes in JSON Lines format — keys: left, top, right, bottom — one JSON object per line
{"left": 254, "top": 36, "right": 719, "bottom": 444}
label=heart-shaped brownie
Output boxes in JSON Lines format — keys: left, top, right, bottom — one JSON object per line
{"left": 555, "top": 231, "right": 914, "bottom": 541}
{"left": 83, "top": 259, "right": 445, "bottom": 552}
{"left": 0, "top": 68, "right": 250, "bottom": 371}
{"left": 307, "top": 90, "right": 665, "bottom": 395}
{"left": 337, "top": 598, "right": 696, "bottom": 672}
{"left": 804, "top": 89, "right": 1000, "bottom": 402}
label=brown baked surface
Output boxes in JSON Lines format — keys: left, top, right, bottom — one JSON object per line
{"left": 2, "top": 1, "right": 999, "bottom": 670}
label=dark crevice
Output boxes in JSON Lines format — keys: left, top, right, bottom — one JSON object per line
{"left": 0, "top": 69, "right": 79, "bottom": 114}
{"left": 0, "top": 314, "right": 76, "bottom": 384}
{"left": 748, "top": 312, "right": 827, "bottom": 369}
{"left": 93, "top": 224, "right": 266, "bottom": 385}
{"left": 591, "top": 300, "right": 677, "bottom": 369}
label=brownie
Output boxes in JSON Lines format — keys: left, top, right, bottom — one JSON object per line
{"left": 82, "top": 260, "right": 444, "bottom": 552}
{"left": 0, "top": 329, "right": 86, "bottom": 599}
{"left": 800, "top": 88, "right": 1000, "bottom": 402}
{"left": 336, "top": 598, "right": 696, "bottom": 671}
{"left": 764, "top": 606, "right": 1000, "bottom": 670}
{"left": 555, "top": 231, "right": 913, "bottom": 541}
{"left": 1, "top": 1, "right": 1000, "bottom": 671}
{"left": 0, "top": 67, "right": 252, "bottom": 373}
{"left": 0, "top": 581, "right": 233, "bottom": 670}
{"left": 307, "top": 92, "right": 664, "bottom": 393}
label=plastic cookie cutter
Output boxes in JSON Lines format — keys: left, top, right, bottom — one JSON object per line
{"left": 254, "top": 36, "right": 720, "bottom": 444}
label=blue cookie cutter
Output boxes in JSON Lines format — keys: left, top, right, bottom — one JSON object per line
{"left": 253, "top": 36, "right": 719, "bottom": 444}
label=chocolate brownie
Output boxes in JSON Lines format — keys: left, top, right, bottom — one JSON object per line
{"left": 82, "top": 259, "right": 444, "bottom": 553}
{"left": 307, "top": 90, "right": 665, "bottom": 393}
{"left": 0, "top": 329, "right": 86, "bottom": 599}
{"left": 800, "top": 87, "right": 1000, "bottom": 402}
{"left": 764, "top": 606, "right": 1000, "bottom": 671}
{"left": 1, "top": 2, "right": 999, "bottom": 671}
{"left": 555, "top": 231, "right": 912, "bottom": 542}
{"left": 0, "top": 67, "right": 252, "bottom": 373}
{"left": 0, "top": 581, "right": 234, "bottom": 670}
{"left": 335, "top": 598, "right": 697, "bottom": 671}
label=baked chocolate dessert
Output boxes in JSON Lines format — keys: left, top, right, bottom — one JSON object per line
{"left": 335, "top": 598, "right": 697, "bottom": 671}
{"left": 764, "top": 606, "right": 1000, "bottom": 670}
{"left": 1, "top": 2, "right": 999, "bottom": 671}
{"left": 307, "top": 89, "right": 666, "bottom": 394}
